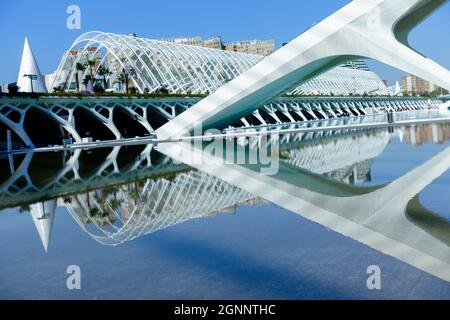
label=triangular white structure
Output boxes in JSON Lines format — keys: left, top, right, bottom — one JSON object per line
{"left": 17, "top": 38, "right": 47, "bottom": 93}
{"left": 30, "top": 200, "right": 56, "bottom": 252}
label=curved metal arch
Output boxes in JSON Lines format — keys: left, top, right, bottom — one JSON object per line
{"left": 133, "top": 37, "right": 184, "bottom": 92}
{"left": 157, "top": 40, "right": 212, "bottom": 94}
{"left": 142, "top": 39, "right": 198, "bottom": 93}
{"left": 53, "top": 31, "right": 262, "bottom": 95}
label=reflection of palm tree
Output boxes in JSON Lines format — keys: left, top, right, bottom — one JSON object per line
{"left": 110, "top": 199, "right": 121, "bottom": 211}
{"left": 86, "top": 193, "right": 91, "bottom": 208}
{"left": 89, "top": 207, "right": 99, "bottom": 217}
{"left": 18, "top": 204, "right": 31, "bottom": 213}
{"left": 75, "top": 62, "right": 86, "bottom": 92}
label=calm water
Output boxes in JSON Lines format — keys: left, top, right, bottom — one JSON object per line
{"left": 1, "top": 118, "right": 450, "bottom": 299}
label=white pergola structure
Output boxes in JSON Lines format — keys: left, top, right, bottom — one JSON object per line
{"left": 52, "top": 31, "right": 387, "bottom": 96}
{"left": 291, "top": 66, "right": 387, "bottom": 96}
{"left": 52, "top": 31, "right": 261, "bottom": 95}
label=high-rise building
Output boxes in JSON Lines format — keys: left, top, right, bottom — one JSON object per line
{"left": 161, "top": 36, "right": 275, "bottom": 56}
{"left": 400, "top": 74, "right": 431, "bottom": 94}
{"left": 404, "top": 123, "right": 450, "bottom": 145}
{"left": 224, "top": 39, "right": 275, "bottom": 56}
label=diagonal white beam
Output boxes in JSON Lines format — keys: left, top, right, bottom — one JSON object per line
{"left": 156, "top": 0, "right": 450, "bottom": 139}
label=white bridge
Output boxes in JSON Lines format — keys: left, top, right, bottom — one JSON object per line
{"left": 0, "top": 96, "right": 443, "bottom": 149}
{"left": 156, "top": 0, "right": 450, "bottom": 138}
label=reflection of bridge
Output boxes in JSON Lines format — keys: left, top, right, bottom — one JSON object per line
{"left": 64, "top": 129, "right": 390, "bottom": 246}
{"left": 4, "top": 121, "right": 450, "bottom": 283}
{"left": 0, "top": 96, "right": 442, "bottom": 148}
{"left": 0, "top": 125, "right": 392, "bottom": 210}
{"left": 157, "top": 127, "right": 450, "bottom": 281}
{"left": 1, "top": 127, "right": 396, "bottom": 249}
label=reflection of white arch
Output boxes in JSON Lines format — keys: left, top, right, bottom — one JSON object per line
{"left": 158, "top": 135, "right": 450, "bottom": 282}
{"left": 157, "top": 0, "right": 450, "bottom": 138}
{"left": 64, "top": 129, "right": 389, "bottom": 246}
{"left": 3, "top": 127, "right": 392, "bottom": 250}
{"left": 65, "top": 171, "right": 254, "bottom": 245}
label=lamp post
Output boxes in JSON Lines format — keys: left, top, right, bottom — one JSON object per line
{"left": 23, "top": 74, "right": 37, "bottom": 93}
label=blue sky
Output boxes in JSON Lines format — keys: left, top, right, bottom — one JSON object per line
{"left": 0, "top": 0, "right": 449, "bottom": 85}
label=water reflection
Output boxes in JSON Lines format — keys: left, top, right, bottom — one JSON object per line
{"left": 157, "top": 122, "right": 450, "bottom": 282}
{"left": 1, "top": 122, "right": 450, "bottom": 282}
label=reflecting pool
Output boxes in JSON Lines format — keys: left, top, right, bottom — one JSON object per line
{"left": 1, "top": 117, "right": 450, "bottom": 299}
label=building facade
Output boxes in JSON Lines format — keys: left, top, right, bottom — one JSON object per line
{"left": 224, "top": 39, "right": 275, "bottom": 56}
{"left": 162, "top": 36, "right": 223, "bottom": 49}
{"left": 399, "top": 73, "right": 446, "bottom": 95}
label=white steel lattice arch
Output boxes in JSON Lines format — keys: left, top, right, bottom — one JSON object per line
{"left": 52, "top": 31, "right": 261, "bottom": 95}
{"left": 52, "top": 31, "right": 388, "bottom": 96}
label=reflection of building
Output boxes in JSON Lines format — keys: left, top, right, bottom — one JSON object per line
{"left": 4, "top": 126, "right": 396, "bottom": 250}
{"left": 224, "top": 39, "right": 275, "bottom": 56}
{"left": 404, "top": 123, "right": 450, "bottom": 145}
{"left": 325, "top": 159, "right": 373, "bottom": 185}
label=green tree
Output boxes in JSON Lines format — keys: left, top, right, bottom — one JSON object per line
{"left": 98, "top": 66, "right": 112, "bottom": 89}
{"left": 116, "top": 71, "right": 130, "bottom": 93}
{"left": 83, "top": 75, "right": 94, "bottom": 86}
{"left": 86, "top": 59, "right": 96, "bottom": 78}
{"left": 75, "top": 62, "right": 86, "bottom": 93}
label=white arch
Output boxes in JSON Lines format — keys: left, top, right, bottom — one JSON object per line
{"left": 156, "top": 0, "right": 450, "bottom": 138}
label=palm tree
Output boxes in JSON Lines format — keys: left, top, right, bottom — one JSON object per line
{"left": 83, "top": 75, "right": 94, "bottom": 86}
{"left": 117, "top": 71, "right": 130, "bottom": 93}
{"left": 75, "top": 62, "right": 86, "bottom": 93}
{"left": 86, "top": 59, "right": 96, "bottom": 78}
{"left": 83, "top": 75, "right": 95, "bottom": 93}
{"left": 98, "top": 66, "right": 112, "bottom": 90}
